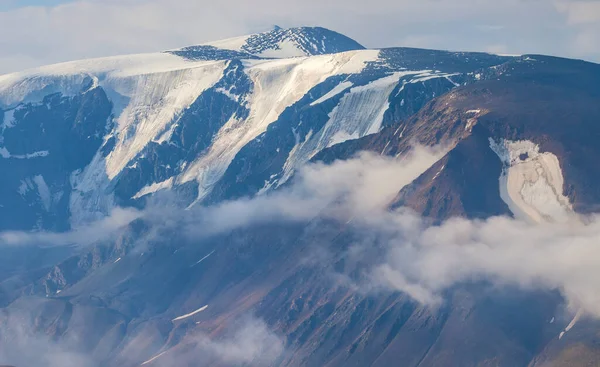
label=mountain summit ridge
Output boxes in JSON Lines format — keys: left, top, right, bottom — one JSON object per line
{"left": 198, "top": 26, "right": 366, "bottom": 58}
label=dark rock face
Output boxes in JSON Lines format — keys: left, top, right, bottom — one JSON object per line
{"left": 168, "top": 45, "right": 258, "bottom": 61}
{"left": 394, "top": 124, "right": 512, "bottom": 221}
{"left": 0, "top": 28, "right": 599, "bottom": 367}
{"left": 0, "top": 87, "right": 112, "bottom": 231}
{"left": 240, "top": 26, "right": 366, "bottom": 56}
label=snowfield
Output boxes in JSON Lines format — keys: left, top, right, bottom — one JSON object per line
{"left": 179, "top": 50, "right": 380, "bottom": 201}
{"left": 0, "top": 27, "right": 496, "bottom": 225}
{"left": 490, "top": 138, "right": 573, "bottom": 223}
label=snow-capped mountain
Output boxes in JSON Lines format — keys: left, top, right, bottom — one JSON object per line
{"left": 0, "top": 26, "right": 508, "bottom": 231}
{"left": 1, "top": 26, "right": 600, "bottom": 367}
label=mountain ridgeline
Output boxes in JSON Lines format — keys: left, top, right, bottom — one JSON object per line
{"left": 0, "top": 26, "right": 599, "bottom": 366}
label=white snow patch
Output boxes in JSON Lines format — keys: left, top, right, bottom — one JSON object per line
{"left": 277, "top": 129, "right": 313, "bottom": 187}
{"left": 216, "top": 86, "right": 242, "bottom": 103}
{"left": 0, "top": 53, "right": 228, "bottom": 180}
{"left": 2, "top": 108, "right": 15, "bottom": 129}
{"left": 0, "top": 52, "right": 220, "bottom": 106}
{"left": 0, "top": 147, "right": 49, "bottom": 159}
{"left": 328, "top": 130, "right": 361, "bottom": 147}
{"left": 445, "top": 76, "right": 461, "bottom": 87}
{"left": 193, "top": 250, "right": 215, "bottom": 266}
{"left": 105, "top": 60, "right": 227, "bottom": 178}
{"left": 432, "top": 165, "right": 446, "bottom": 181}
{"left": 257, "top": 173, "right": 281, "bottom": 195}
{"left": 20, "top": 150, "right": 49, "bottom": 159}
{"left": 69, "top": 153, "right": 116, "bottom": 228}
{"left": 141, "top": 351, "right": 168, "bottom": 366}
{"left": 559, "top": 309, "right": 583, "bottom": 340}
{"left": 172, "top": 305, "right": 208, "bottom": 321}
{"left": 381, "top": 140, "right": 392, "bottom": 155}
{"left": 490, "top": 139, "right": 573, "bottom": 223}
{"left": 132, "top": 177, "right": 174, "bottom": 199}
{"left": 18, "top": 179, "right": 33, "bottom": 196}
{"left": 489, "top": 52, "right": 522, "bottom": 57}
{"left": 310, "top": 81, "right": 353, "bottom": 106}
{"left": 394, "top": 124, "right": 407, "bottom": 138}
{"left": 465, "top": 118, "right": 477, "bottom": 131}
{"left": 409, "top": 72, "right": 459, "bottom": 84}
{"left": 257, "top": 39, "right": 307, "bottom": 58}
{"left": 278, "top": 70, "right": 416, "bottom": 186}
{"left": 33, "top": 175, "right": 51, "bottom": 211}
{"left": 322, "top": 72, "right": 407, "bottom": 139}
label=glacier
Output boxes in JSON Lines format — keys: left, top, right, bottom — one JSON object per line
{"left": 490, "top": 138, "right": 573, "bottom": 223}
{"left": 0, "top": 26, "right": 512, "bottom": 228}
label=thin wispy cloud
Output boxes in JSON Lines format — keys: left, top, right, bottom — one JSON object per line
{"left": 0, "top": 207, "right": 141, "bottom": 247}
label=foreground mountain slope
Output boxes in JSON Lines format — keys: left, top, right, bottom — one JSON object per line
{"left": 0, "top": 27, "right": 599, "bottom": 367}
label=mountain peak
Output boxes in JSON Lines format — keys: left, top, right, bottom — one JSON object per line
{"left": 200, "top": 26, "right": 365, "bottom": 59}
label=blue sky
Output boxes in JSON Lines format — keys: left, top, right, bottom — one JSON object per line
{"left": 0, "top": 0, "right": 599, "bottom": 74}
{"left": 0, "top": 0, "right": 69, "bottom": 10}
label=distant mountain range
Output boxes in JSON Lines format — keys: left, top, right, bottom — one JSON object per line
{"left": 0, "top": 26, "right": 599, "bottom": 366}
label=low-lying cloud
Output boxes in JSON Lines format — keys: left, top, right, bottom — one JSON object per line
{"left": 141, "top": 316, "right": 284, "bottom": 367}
{"left": 362, "top": 211, "right": 600, "bottom": 318}
{"left": 177, "top": 146, "right": 446, "bottom": 237}
{"left": 0, "top": 318, "right": 96, "bottom": 367}
{"left": 194, "top": 316, "right": 284, "bottom": 365}
{"left": 0, "top": 310, "right": 282, "bottom": 367}
{"left": 0, "top": 207, "right": 141, "bottom": 247}
{"left": 4, "top": 145, "right": 600, "bottom": 321}
{"left": 3, "top": 144, "right": 600, "bottom": 365}
{"left": 177, "top": 146, "right": 600, "bottom": 319}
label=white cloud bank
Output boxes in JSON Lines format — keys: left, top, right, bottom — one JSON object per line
{"left": 0, "top": 310, "right": 282, "bottom": 367}
{"left": 141, "top": 316, "right": 284, "bottom": 367}
{"left": 368, "top": 211, "right": 600, "bottom": 318}
{"left": 0, "top": 0, "right": 598, "bottom": 74}
{"left": 183, "top": 147, "right": 600, "bottom": 320}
